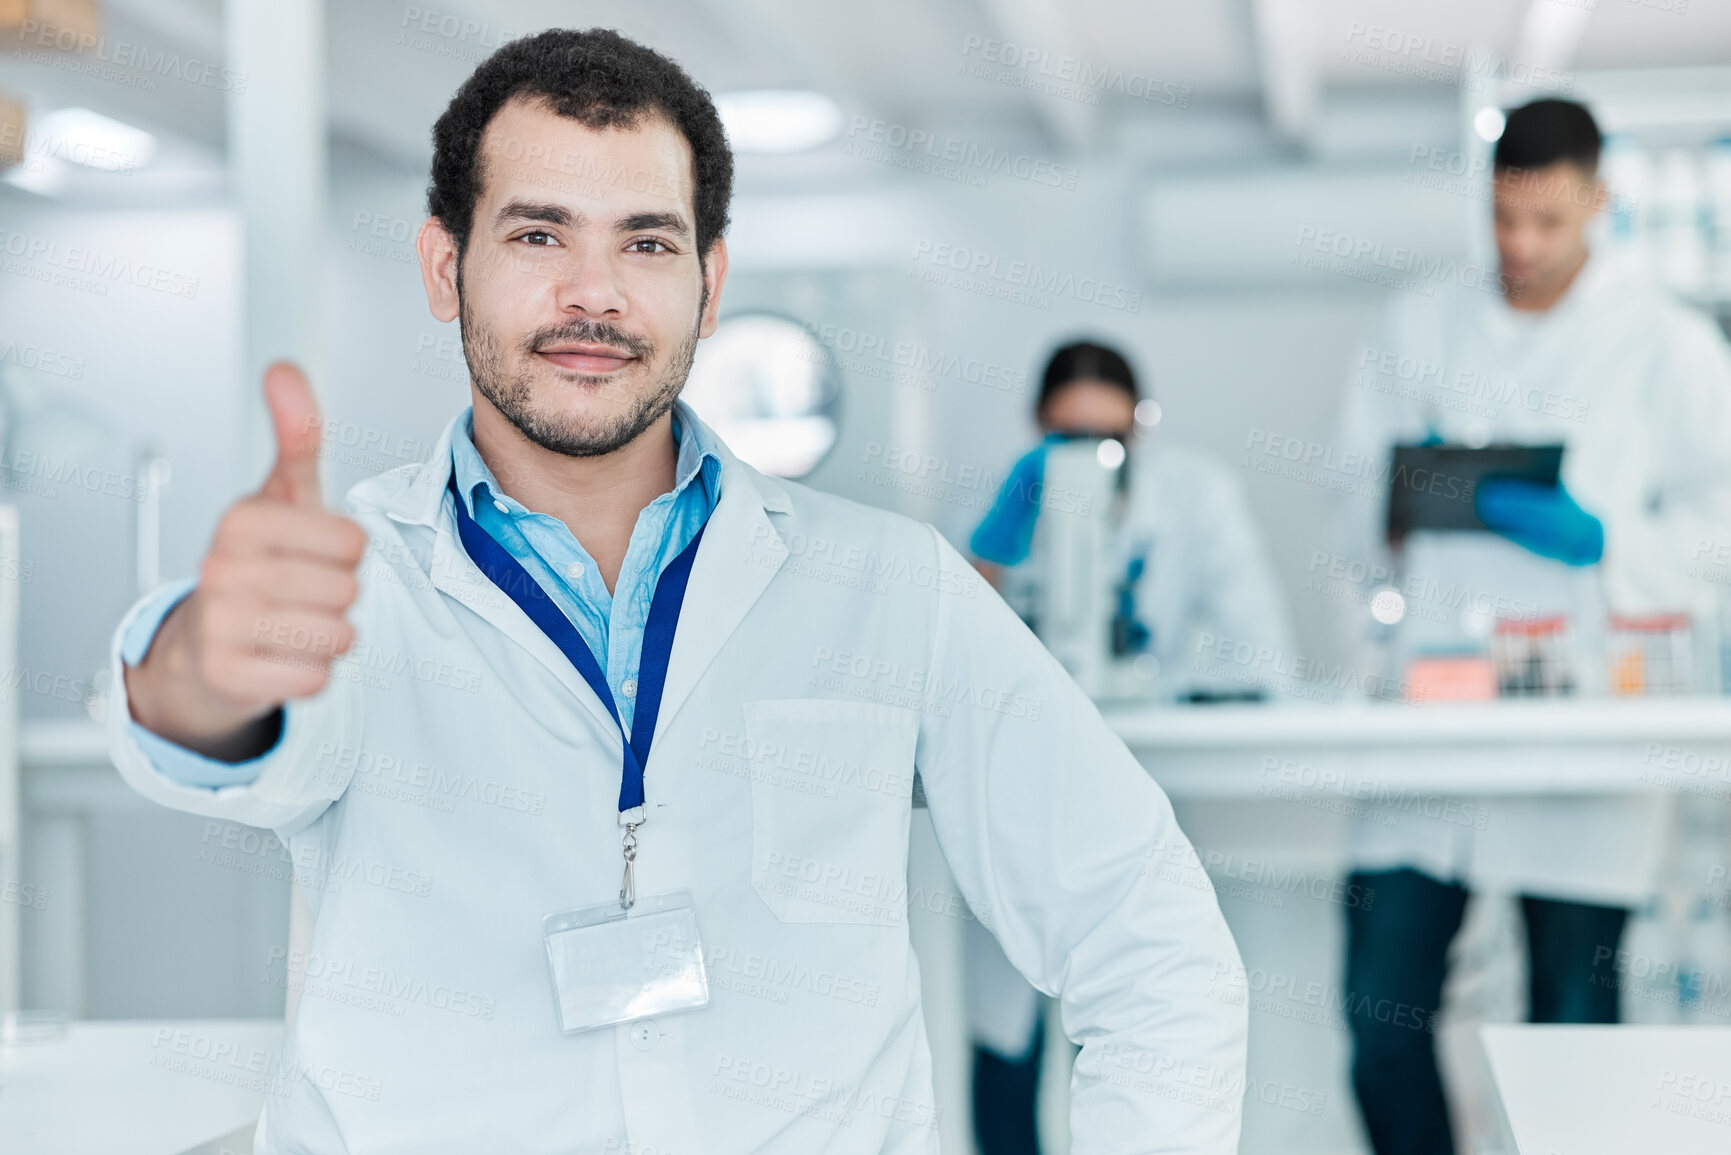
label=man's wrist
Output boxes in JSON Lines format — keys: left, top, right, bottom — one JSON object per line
{"left": 124, "top": 597, "right": 281, "bottom": 761}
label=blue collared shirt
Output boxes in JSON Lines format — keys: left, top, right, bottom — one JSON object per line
{"left": 121, "top": 402, "right": 723, "bottom": 786}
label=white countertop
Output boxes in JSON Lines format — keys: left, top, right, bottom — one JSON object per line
{"left": 1102, "top": 697, "right": 1731, "bottom": 747}
{"left": 0, "top": 1019, "right": 281, "bottom": 1155}
{"left": 1482, "top": 1024, "right": 1731, "bottom": 1154}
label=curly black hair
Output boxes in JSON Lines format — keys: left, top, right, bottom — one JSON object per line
{"left": 427, "top": 28, "right": 733, "bottom": 268}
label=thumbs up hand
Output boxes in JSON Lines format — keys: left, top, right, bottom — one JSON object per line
{"left": 125, "top": 363, "right": 370, "bottom": 760}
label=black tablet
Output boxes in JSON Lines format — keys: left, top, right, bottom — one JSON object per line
{"left": 1385, "top": 443, "right": 1564, "bottom": 538}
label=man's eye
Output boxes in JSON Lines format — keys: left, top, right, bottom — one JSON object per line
{"left": 518, "top": 231, "right": 556, "bottom": 246}
{"left": 629, "top": 238, "right": 671, "bottom": 254}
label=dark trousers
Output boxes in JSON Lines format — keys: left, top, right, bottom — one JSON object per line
{"left": 971, "top": 1015, "right": 1045, "bottom": 1155}
{"left": 1344, "top": 867, "right": 1629, "bottom": 1155}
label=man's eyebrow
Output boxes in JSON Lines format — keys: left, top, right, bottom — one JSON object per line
{"left": 618, "top": 211, "right": 691, "bottom": 238}
{"left": 492, "top": 199, "right": 576, "bottom": 228}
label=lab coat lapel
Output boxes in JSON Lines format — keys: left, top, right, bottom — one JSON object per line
{"left": 649, "top": 456, "right": 789, "bottom": 754}
{"left": 364, "top": 413, "right": 787, "bottom": 764}
{"left": 427, "top": 506, "right": 626, "bottom": 744}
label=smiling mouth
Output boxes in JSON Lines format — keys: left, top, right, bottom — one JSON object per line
{"left": 535, "top": 346, "right": 638, "bottom": 374}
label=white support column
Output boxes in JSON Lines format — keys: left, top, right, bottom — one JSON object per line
{"left": 224, "top": 0, "right": 328, "bottom": 488}
{"left": 0, "top": 507, "right": 20, "bottom": 1016}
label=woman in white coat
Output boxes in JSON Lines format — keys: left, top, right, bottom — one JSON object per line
{"left": 965, "top": 340, "right": 1295, "bottom": 1155}
{"left": 1330, "top": 99, "right": 1731, "bottom": 1155}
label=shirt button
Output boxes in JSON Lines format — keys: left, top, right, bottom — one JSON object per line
{"left": 629, "top": 1020, "right": 659, "bottom": 1050}
{"left": 564, "top": 561, "right": 585, "bottom": 582}
{"left": 491, "top": 499, "right": 510, "bottom": 514}
{"left": 621, "top": 677, "right": 638, "bottom": 698}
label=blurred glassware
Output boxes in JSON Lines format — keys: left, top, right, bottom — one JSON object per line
{"left": 1607, "top": 612, "right": 1694, "bottom": 696}
{"left": 1406, "top": 653, "right": 1498, "bottom": 701}
{"left": 1490, "top": 614, "right": 1576, "bottom": 697}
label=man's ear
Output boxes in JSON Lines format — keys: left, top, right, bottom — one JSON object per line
{"left": 698, "top": 236, "right": 729, "bottom": 339}
{"left": 418, "top": 217, "right": 461, "bottom": 323}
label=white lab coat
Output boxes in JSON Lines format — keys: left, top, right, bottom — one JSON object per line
{"left": 107, "top": 405, "right": 1247, "bottom": 1155}
{"left": 1119, "top": 442, "right": 1297, "bottom": 700}
{"left": 968, "top": 440, "right": 1293, "bottom": 1057}
{"left": 1331, "top": 249, "right": 1731, "bottom": 905}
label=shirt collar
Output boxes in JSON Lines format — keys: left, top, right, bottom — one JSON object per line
{"left": 451, "top": 398, "right": 724, "bottom": 519}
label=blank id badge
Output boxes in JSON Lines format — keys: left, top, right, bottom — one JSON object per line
{"left": 542, "top": 890, "right": 710, "bottom": 1034}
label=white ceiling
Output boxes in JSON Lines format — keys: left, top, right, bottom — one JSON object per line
{"left": 2, "top": 0, "right": 1729, "bottom": 187}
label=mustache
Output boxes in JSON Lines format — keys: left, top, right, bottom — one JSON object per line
{"left": 524, "top": 318, "right": 655, "bottom": 361}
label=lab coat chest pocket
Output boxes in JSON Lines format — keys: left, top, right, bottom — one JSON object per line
{"left": 742, "top": 698, "right": 919, "bottom": 926}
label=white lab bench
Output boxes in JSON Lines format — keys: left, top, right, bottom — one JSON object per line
{"left": 1481, "top": 1024, "right": 1731, "bottom": 1154}
{"left": 0, "top": 1019, "right": 280, "bottom": 1154}
{"left": 1103, "top": 697, "right": 1731, "bottom": 799}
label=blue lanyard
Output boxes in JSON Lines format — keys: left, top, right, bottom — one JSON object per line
{"left": 445, "top": 475, "right": 706, "bottom": 821}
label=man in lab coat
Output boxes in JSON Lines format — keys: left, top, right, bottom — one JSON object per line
{"left": 1331, "top": 98, "right": 1731, "bottom": 1155}
{"left": 109, "top": 28, "right": 1246, "bottom": 1155}
{"left": 965, "top": 340, "right": 1294, "bottom": 1155}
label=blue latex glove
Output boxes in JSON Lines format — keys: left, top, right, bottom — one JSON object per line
{"left": 969, "top": 435, "right": 1064, "bottom": 566}
{"left": 1474, "top": 478, "right": 1604, "bottom": 566}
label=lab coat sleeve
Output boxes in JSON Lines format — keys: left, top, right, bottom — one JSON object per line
{"left": 105, "top": 579, "right": 366, "bottom": 837}
{"left": 915, "top": 523, "right": 1248, "bottom": 1154}
{"left": 116, "top": 578, "right": 290, "bottom": 788}
{"left": 1597, "top": 307, "right": 1731, "bottom": 613}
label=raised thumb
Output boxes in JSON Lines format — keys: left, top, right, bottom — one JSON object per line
{"left": 260, "top": 361, "right": 324, "bottom": 509}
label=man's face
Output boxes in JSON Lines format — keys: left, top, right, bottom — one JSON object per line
{"left": 418, "top": 96, "right": 727, "bottom": 457}
{"left": 1492, "top": 161, "right": 1600, "bottom": 300}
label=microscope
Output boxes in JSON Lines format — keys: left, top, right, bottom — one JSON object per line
{"left": 1014, "top": 436, "right": 1154, "bottom": 703}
